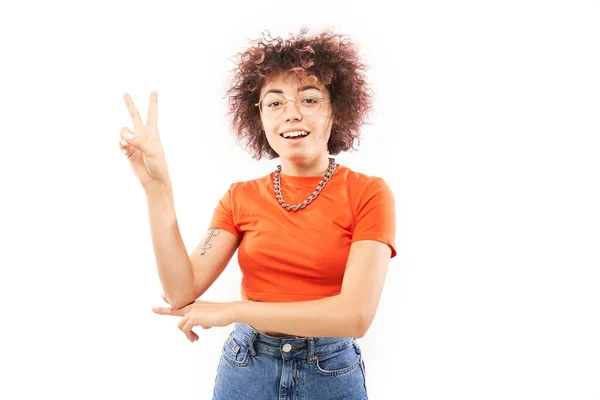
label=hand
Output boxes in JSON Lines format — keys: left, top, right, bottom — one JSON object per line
{"left": 119, "top": 92, "right": 171, "bottom": 188}
{"left": 152, "top": 297, "right": 237, "bottom": 343}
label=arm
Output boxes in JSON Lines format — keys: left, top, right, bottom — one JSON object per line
{"left": 145, "top": 183, "right": 193, "bottom": 308}
{"left": 231, "top": 240, "right": 391, "bottom": 338}
{"left": 145, "top": 183, "right": 239, "bottom": 308}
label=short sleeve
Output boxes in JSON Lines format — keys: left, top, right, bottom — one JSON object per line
{"left": 209, "top": 184, "right": 242, "bottom": 240}
{"left": 352, "top": 178, "right": 397, "bottom": 258}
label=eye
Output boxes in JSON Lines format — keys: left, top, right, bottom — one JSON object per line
{"left": 267, "top": 100, "right": 283, "bottom": 108}
{"left": 302, "top": 97, "right": 318, "bottom": 104}
{"left": 299, "top": 90, "right": 323, "bottom": 105}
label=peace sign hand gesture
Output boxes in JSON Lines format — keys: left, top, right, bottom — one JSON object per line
{"left": 119, "top": 91, "right": 171, "bottom": 189}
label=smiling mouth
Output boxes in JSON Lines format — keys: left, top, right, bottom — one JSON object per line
{"left": 280, "top": 131, "right": 310, "bottom": 140}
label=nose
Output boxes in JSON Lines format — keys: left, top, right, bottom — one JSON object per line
{"left": 283, "top": 99, "right": 302, "bottom": 121}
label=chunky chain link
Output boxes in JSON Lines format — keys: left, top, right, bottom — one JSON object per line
{"left": 273, "top": 157, "right": 337, "bottom": 211}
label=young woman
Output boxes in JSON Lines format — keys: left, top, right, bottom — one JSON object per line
{"left": 119, "top": 28, "right": 397, "bottom": 399}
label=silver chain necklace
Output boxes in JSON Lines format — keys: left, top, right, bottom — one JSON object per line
{"left": 273, "top": 157, "right": 337, "bottom": 211}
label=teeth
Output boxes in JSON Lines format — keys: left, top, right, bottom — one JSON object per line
{"left": 282, "top": 130, "right": 309, "bottom": 138}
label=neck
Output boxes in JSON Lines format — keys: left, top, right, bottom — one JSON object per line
{"left": 278, "top": 154, "right": 331, "bottom": 177}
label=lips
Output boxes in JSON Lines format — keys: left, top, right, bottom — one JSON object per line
{"left": 283, "top": 133, "right": 310, "bottom": 140}
{"left": 280, "top": 130, "right": 310, "bottom": 139}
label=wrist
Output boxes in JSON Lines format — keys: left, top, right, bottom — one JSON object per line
{"left": 228, "top": 301, "right": 245, "bottom": 325}
{"left": 143, "top": 179, "right": 172, "bottom": 195}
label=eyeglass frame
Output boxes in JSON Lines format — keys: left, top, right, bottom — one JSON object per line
{"left": 254, "top": 90, "right": 329, "bottom": 119}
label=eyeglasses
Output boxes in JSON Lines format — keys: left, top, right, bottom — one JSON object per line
{"left": 255, "top": 90, "right": 328, "bottom": 119}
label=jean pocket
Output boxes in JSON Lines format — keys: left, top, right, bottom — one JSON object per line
{"left": 313, "top": 343, "right": 362, "bottom": 376}
{"left": 221, "top": 334, "right": 251, "bottom": 367}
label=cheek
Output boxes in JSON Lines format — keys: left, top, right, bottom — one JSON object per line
{"left": 261, "top": 122, "right": 277, "bottom": 138}
{"left": 318, "top": 115, "right": 334, "bottom": 135}
{"left": 259, "top": 115, "right": 268, "bottom": 131}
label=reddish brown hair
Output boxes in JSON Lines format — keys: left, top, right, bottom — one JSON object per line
{"left": 226, "top": 27, "right": 373, "bottom": 160}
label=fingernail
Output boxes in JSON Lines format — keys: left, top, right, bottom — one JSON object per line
{"left": 123, "top": 133, "right": 133, "bottom": 140}
{"left": 120, "top": 139, "right": 127, "bottom": 146}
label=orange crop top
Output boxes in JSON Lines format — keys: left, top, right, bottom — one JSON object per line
{"left": 209, "top": 164, "right": 397, "bottom": 302}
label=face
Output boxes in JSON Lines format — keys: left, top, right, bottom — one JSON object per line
{"left": 258, "top": 71, "right": 333, "bottom": 164}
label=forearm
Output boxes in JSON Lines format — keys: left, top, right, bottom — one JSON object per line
{"left": 231, "top": 295, "right": 365, "bottom": 338}
{"left": 145, "top": 183, "right": 194, "bottom": 307}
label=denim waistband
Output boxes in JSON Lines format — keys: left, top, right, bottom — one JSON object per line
{"left": 231, "top": 323, "right": 358, "bottom": 362}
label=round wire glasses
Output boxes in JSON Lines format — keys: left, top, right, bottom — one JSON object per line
{"left": 255, "top": 90, "right": 328, "bottom": 119}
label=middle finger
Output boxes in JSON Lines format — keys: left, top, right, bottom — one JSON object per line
{"left": 178, "top": 315, "right": 197, "bottom": 342}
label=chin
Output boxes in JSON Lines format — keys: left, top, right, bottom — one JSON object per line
{"left": 278, "top": 150, "right": 313, "bottom": 163}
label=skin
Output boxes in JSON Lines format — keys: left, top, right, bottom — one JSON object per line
{"left": 259, "top": 71, "right": 334, "bottom": 177}
{"left": 141, "top": 72, "right": 391, "bottom": 341}
{"left": 152, "top": 238, "right": 392, "bottom": 342}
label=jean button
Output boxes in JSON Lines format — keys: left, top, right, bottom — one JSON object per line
{"left": 282, "top": 343, "right": 292, "bottom": 352}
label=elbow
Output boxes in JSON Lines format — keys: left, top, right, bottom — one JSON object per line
{"left": 352, "top": 311, "right": 375, "bottom": 339}
{"left": 169, "top": 300, "right": 195, "bottom": 309}
{"left": 337, "top": 295, "right": 375, "bottom": 338}
{"left": 169, "top": 299, "right": 193, "bottom": 310}
{"left": 164, "top": 290, "right": 197, "bottom": 310}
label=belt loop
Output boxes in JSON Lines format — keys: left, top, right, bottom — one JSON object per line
{"left": 307, "top": 338, "right": 315, "bottom": 364}
{"left": 247, "top": 330, "right": 258, "bottom": 356}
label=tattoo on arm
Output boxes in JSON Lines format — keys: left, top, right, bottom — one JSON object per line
{"left": 199, "top": 228, "right": 220, "bottom": 256}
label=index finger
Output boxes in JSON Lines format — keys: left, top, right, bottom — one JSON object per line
{"left": 123, "top": 93, "right": 144, "bottom": 128}
{"left": 178, "top": 315, "right": 198, "bottom": 342}
{"left": 152, "top": 307, "right": 185, "bottom": 317}
{"left": 147, "top": 91, "right": 158, "bottom": 128}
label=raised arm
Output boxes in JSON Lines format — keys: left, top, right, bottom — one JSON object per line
{"left": 187, "top": 227, "right": 240, "bottom": 303}
{"left": 119, "top": 92, "right": 240, "bottom": 309}
{"left": 145, "top": 183, "right": 239, "bottom": 309}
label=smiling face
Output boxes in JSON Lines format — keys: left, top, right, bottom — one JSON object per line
{"left": 258, "top": 71, "right": 333, "bottom": 170}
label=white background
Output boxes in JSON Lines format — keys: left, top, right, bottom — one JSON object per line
{"left": 1, "top": 0, "right": 599, "bottom": 399}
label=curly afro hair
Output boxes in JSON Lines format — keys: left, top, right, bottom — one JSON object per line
{"left": 225, "top": 27, "right": 373, "bottom": 160}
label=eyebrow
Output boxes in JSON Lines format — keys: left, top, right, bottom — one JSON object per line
{"left": 262, "top": 85, "right": 323, "bottom": 96}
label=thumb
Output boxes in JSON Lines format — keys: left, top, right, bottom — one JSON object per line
{"left": 120, "top": 126, "right": 153, "bottom": 155}
{"left": 120, "top": 127, "right": 143, "bottom": 161}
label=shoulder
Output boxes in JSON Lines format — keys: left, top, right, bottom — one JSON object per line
{"left": 336, "top": 164, "right": 394, "bottom": 199}
{"left": 223, "top": 173, "right": 272, "bottom": 198}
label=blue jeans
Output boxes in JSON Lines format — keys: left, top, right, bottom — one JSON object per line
{"left": 212, "top": 323, "right": 368, "bottom": 400}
